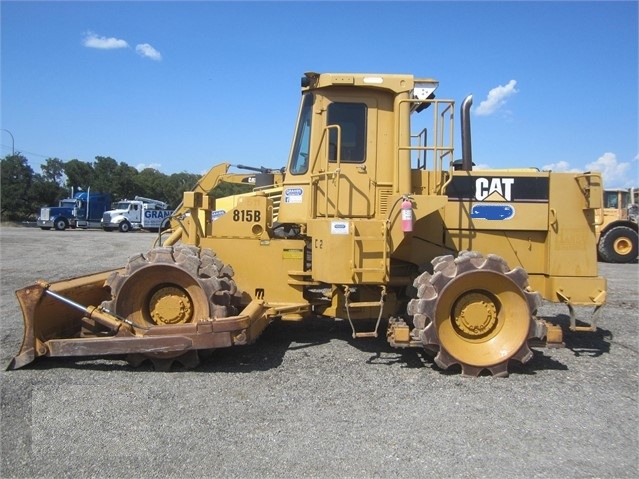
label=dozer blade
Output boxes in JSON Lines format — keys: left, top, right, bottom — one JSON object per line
{"left": 8, "top": 265, "right": 272, "bottom": 370}
{"left": 8, "top": 269, "right": 122, "bottom": 370}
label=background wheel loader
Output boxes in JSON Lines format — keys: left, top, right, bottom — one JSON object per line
{"left": 595, "top": 188, "right": 638, "bottom": 263}
{"left": 9, "top": 72, "right": 607, "bottom": 377}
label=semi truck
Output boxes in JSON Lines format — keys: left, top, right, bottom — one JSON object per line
{"left": 101, "top": 196, "right": 173, "bottom": 232}
{"left": 37, "top": 191, "right": 112, "bottom": 231}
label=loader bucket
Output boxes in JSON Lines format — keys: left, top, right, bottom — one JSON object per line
{"left": 8, "top": 269, "right": 122, "bottom": 370}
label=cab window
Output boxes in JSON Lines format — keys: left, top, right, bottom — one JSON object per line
{"left": 289, "top": 93, "right": 313, "bottom": 175}
{"left": 327, "top": 102, "right": 367, "bottom": 163}
{"left": 603, "top": 191, "right": 621, "bottom": 208}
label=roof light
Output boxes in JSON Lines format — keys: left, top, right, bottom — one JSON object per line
{"left": 363, "top": 76, "right": 384, "bottom": 84}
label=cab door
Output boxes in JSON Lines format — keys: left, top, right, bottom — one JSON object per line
{"left": 130, "top": 204, "right": 142, "bottom": 223}
{"left": 314, "top": 95, "right": 378, "bottom": 218}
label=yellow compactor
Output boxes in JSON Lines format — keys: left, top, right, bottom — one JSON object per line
{"left": 9, "top": 72, "right": 607, "bottom": 376}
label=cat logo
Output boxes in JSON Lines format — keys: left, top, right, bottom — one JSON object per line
{"left": 475, "top": 177, "right": 515, "bottom": 201}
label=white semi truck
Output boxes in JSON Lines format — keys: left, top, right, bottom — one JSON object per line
{"left": 101, "top": 196, "right": 173, "bottom": 232}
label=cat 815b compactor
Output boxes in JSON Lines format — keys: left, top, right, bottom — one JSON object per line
{"left": 9, "top": 72, "right": 607, "bottom": 376}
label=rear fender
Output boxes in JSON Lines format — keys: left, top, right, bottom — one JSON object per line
{"left": 600, "top": 219, "right": 638, "bottom": 236}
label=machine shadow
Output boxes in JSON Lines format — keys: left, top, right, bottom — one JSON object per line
{"left": 20, "top": 313, "right": 613, "bottom": 375}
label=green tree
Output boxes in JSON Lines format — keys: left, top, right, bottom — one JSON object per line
{"left": 31, "top": 173, "right": 68, "bottom": 210}
{"left": 113, "top": 162, "right": 139, "bottom": 200}
{"left": 36, "top": 158, "right": 69, "bottom": 209}
{"left": 0, "top": 154, "right": 214, "bottom": 221}
{"left": 135, "top": 168, "right": 170, "bottom": 202}
{"left": 40, "top": 158, "right": 66, "bottom": 186}
{"left": 92, "top": 156, "right": 119, "bottom": 194}
{"left": 210, "top": 181, "right": 253, "bottom": 199}
{"left": 0, "top": 154, "right": 34, "bottom": 221}
{"left": 63, "top": 159, "right": 94, "bottom": 191}
{"left": 166, "top": 172, "right": 200, "bottom": 208}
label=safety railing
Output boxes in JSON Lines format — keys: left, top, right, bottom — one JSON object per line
{"left": 399, "top": 98, "right": 455, "bottom": 195}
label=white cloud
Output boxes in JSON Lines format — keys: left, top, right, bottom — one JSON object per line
{"left": 471, "top": 163, "right": 491, "bottom": 170}
{"left": 135, "top": 43, "right": 162, "bottom": 61}
{"left": 82, "top": 32, "right": 162, "bottom": 62}
{"left": 585, "top": 152, "right": 631, "bottom": 186}
{"left": 475, "top": 80, "right": 518, "bottom": 116}
{"left": 136, "top": 163, "right": 162, "bottom": 172}
{"left": 83, "top": 31, "right": 129, "bottom": 50}
{"left": 542, "top": 153, "right": 634, "bottom": 187}
{"left": 541, "top": 160, "right": 581, "bottom": 173}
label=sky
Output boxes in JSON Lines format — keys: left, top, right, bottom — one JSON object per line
{"left": 1, "top": 0, "right": 638, "bottom": 188}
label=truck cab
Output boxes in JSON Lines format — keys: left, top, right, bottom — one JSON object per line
{"left": 38, "top": 192, "right": 111, "bottom": 230}
{"left": 37, "top": 198, "right": 79, "bottom": 230}
{"left": 101, "top": 197, "right": 173, "bottom": 232}
{"left": 102, "top": 200, "right": 142, "bottom": 232}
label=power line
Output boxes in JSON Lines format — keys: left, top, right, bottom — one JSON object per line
{"left": 0, "top": 144, "right": 77, "bottom": 173}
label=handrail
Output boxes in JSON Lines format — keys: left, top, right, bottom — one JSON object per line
{"left": 310, "top": 125, "right": 343, "bottom": 218}
{"left": 411, "top": 128, "right": 428, "bottom": 170}
{"left": 396, "top": 98, "right": 455, "bottom": 195}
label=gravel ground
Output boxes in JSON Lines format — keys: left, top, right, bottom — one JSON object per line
{"left": 1, "top": 225, "right": 637, "bottom": 479}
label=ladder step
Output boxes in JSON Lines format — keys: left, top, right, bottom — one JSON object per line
{"left": 352, "top": 267, "right": 386, "bottom": 273}
{"left": 347, "top": 301, "right": 383, "bottom": 308}
{"left": 287, "top": 279, "right": 321, "bottom": 286}
{"left": 353, "top": 235, "right": 384, "bottom": 241}
{"left": 353, "top": 331, "right": 378, "bottom": 338}
{"left": 287, "top": 270, "right": 319, "bottom": 286}
{"left": 287, "top": 270, "right": 312, "bottom": 277}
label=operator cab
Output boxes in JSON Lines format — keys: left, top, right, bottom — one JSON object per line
{"left": 281, "top": 72, "right": 444, "bottom": 223}
{"left": 603, "top": 189, "right": 630, "bottom": 209}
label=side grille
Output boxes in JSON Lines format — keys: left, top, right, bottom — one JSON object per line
{"left": 377, "top": 188, "right": 392, "bottom": 216}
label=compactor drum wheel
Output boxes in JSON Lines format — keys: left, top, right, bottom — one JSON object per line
{"left": 102, "top": 245, "right": 237, "bottom": 369}
{"left": 408, "top": 251, "right": 543, "bottom": 377}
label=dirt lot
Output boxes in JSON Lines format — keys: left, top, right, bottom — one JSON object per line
{"left": 1, "top": 225, "right": 637, "bottom": 478}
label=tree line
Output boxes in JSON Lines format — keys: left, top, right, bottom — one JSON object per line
{"left": 1, "top": 154, "right": 207, "bottom": 222}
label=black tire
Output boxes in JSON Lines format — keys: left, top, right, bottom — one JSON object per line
{"left": 53, "top": 218, "right": 68, "bottom": 231}
{"left": 598, "top": 226, "right": 638, "bottom": 263}
{"left": 118, "top": 221, "right": 131, "bottom": 233}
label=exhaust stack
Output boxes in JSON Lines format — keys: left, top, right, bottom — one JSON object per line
{"left": 461, "top": 95, "right": 473, "bottom": 171}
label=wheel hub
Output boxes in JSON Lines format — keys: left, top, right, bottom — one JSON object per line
{"left": 148, "top": 286, "right": 193, "bottom": 325}
{"left": 452, "top": 291, "right": 498, "bottom": 338}
{"left": 613, "top": 237, "right": 632, "bottom": 255}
